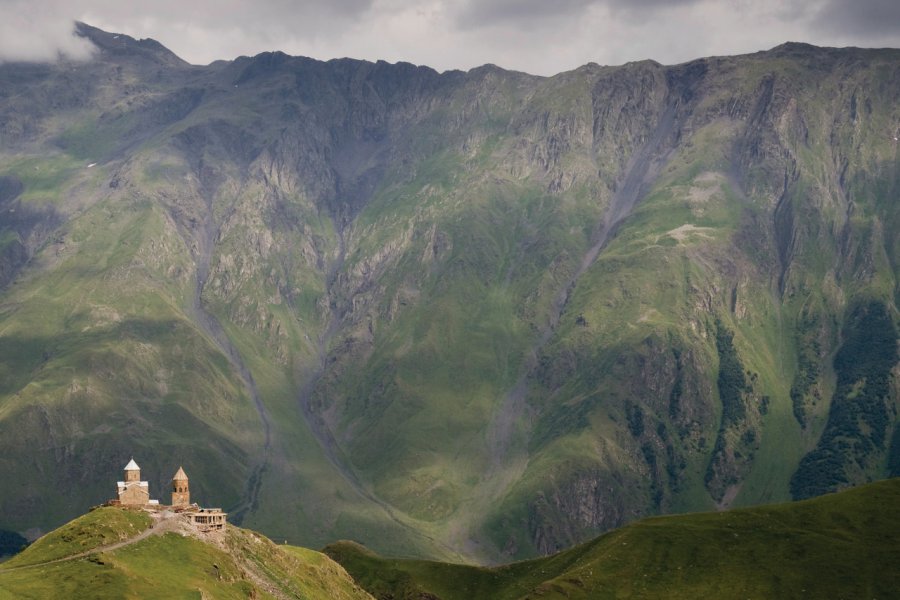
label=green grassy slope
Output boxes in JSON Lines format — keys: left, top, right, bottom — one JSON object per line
{"left": 2, "top": 508, "right": 151, "bottom": 568}
{"left": 0, "top": 45, "right": 456, "bottom": 559}
{"left": 326, "top": 478, "right": 900, "bottom": 600}
{"left": 0, "top": 30, "right": 898, "bottom": 565}
{"left": 0, "top": 182, "right": 262, "bottom": 533}
{"left": 315, "top": 45, "right": 900, "bottom": 559}
{"left": 0, "top": 507, "right": 372, "bottom": 599}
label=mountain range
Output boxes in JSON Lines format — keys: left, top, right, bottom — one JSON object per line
{"left": 0, "top": 23, "right": 898, "bottom": 563}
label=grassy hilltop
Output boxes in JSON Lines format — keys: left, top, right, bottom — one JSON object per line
{"left": 0, "top": 507, "right": 371, "bottom": 599}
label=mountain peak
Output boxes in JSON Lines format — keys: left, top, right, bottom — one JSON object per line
{"left": 770, "top": 41, "right": 821, "bottom": 52}
{"left": 74, "top": 22, "right": 187, "bottom": 67}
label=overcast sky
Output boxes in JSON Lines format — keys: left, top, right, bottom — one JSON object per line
{"left": 1, "top": 0, "right": 898, "bottom": 75}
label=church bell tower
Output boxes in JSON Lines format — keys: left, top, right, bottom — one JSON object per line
{"left": 124, "top": 458, "right": 141, "bottom": 482}
{"left": 171, "top": 466, "right": 190, "bottom": 507}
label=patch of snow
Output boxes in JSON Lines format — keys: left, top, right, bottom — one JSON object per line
{"left": 666, "top": 223, "right": 715, "bottom": 242}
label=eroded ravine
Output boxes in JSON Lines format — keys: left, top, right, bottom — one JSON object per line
{"left": 295, "top": 220, "right": 347, "bottom": 479}
{"left": 295, "top": 220, "right": 458, "bottom": 558}
{"left": 471, "top": 99, "right": 680, "bottom": 555}
{"left": 187, "top": 190, "right": 272, "bottom": 525}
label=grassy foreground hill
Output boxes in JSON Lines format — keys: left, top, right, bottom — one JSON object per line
{"left": 3, "top": 481, "right": 896, "bottom": 599}
{"left": 0, "top": 507, "right": 372, "bottom": 599}
{"left": 325, "top": 478, "right": 900, "bottom": 599}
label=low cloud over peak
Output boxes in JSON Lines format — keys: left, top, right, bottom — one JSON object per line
{"left": 0, "top": 3, "right": 94, "bottom": 63}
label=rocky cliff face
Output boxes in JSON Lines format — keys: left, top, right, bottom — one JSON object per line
{"left": 0, "top": 27, "right": 897, "bottom": 562}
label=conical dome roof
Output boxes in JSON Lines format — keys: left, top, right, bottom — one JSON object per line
{"left": 172, "top": 466, "right": 188, "bottom": 480}
{"left": 124, "top": 458, "right": 140, "bottom": 471}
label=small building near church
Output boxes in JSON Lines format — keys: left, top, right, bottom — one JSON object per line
{"left": 185, "top": 507, "right": 227, "bottom": 532}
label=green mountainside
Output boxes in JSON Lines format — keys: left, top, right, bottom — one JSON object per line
{"left": 325, "top": 478, "right": 900, "bottom": 599}
{"left": 0, "top": 23, "right": 898, "bottom": 562}
{"left": 0, "top": 507, "right": 372, "bottom": 599}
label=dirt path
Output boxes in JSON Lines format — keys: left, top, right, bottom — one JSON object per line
{"left": 0, "top": 513, "right": 295, "bottom": 600}
{"left": 0, "top": 512, "right": 184, "bottom": 572}
{"left": 230, "top": 552, "right": 293, "bottom": 600}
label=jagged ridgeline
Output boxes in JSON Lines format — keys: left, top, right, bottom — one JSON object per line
{"left": 0, "top": 23, "right": 898, "bottom": 562}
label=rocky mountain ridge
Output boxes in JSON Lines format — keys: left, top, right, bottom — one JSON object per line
{"left": 0, "top": 24, "right": 897, "bottom": 562}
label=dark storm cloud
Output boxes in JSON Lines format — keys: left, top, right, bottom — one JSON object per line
{"left": 810, "top": 0, "right": 900, "bottom": 37}
{"left": 456, "top": 0, "right": 701, "bottom": 29}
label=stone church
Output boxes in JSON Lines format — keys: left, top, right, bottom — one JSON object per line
{"left": 116, "top": 458, "right": 157, "bottom": 506}
{"left": 111, "top": 458, "right": 226, "bottom": 531}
